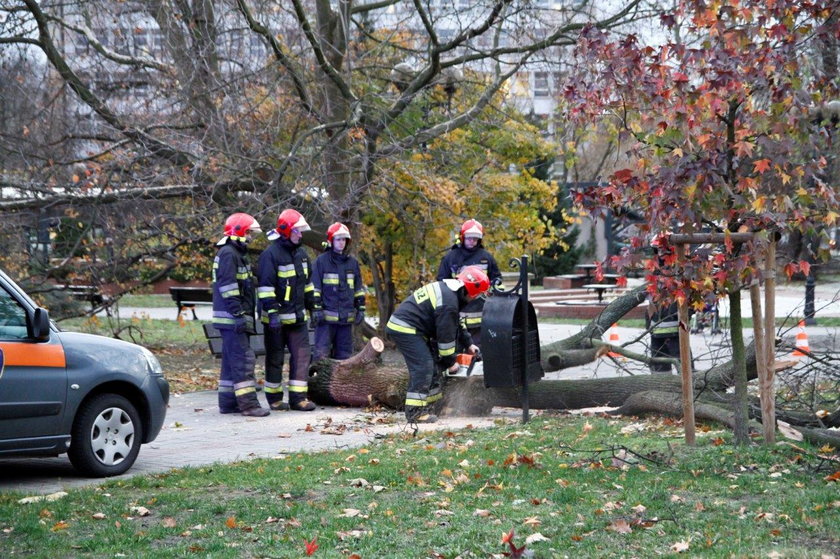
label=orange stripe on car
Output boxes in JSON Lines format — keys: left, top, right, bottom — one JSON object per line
{"left": 0, "top": 343, "right": 66, "bottom": 368}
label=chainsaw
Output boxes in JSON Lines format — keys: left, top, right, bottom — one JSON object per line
{"left": 447, "top": 350, "right": 483, "bottom": 377}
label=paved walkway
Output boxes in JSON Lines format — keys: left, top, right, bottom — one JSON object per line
{"left": 0, "top": 391, "right": 521, "bottom": 496}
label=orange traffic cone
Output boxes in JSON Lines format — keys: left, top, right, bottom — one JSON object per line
{"left": 791, "top": 320, "right": 811, "bottom": 359}
{"left": 606, "top": 323, "right": 622, "bottom": 358}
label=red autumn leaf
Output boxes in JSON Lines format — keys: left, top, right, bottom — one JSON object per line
{"left": 798, "top": 260, "right": 810, "bottom": 276}
{"left": 613, "top": 168, "right": 634, "bottom": 183}
{"left": 225, "top": 516, "right": 237, "bottom": 529}
{"left": 753, "top": 158, "right": 771, "bottom": 174}
{"left": 304, "top": 536, "right": 319, "bottom": 555}
{"left": 783, "top": 262, "right": 799, "bottom": 280}
{"left": 824, "top": 470, "right": 840, "bottom": 482}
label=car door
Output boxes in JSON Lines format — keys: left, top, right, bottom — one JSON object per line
{"left": 0, "top": 283, "right": 68, "bottom": 453}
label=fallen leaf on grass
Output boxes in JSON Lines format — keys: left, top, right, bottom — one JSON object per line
{"left": 525, "top": 532, "right": 549, "bottom": 544}
{"left": 51, "top": 521, "right": 69, "bottom": 531}
{"left": 162, "top": 517, "right": 177, "bottom": 528}
{"left": 340, "top": 508, "right": 363, "bottom": 518}
{"left": 91, "top": 513, "right": 106, "bottom": 520}
{"left": 671, "top": 540, "right": 690, "bottom": 553}
{"left": 18, "top": 491, "right": 68, "bottom": 505}
{"left": 131, "top": 506, "right": 151, "bottom": 517}
{"left": 824, "top": 470, "right": 840, "bottom": 482}
{"left": 607, "top": 519, "right": 632, "bottom": 534}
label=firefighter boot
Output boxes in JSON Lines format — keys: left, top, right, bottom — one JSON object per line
{"left": 289, "top": 394, "right": 316, "bottom": 411}
{"left": 405, "top": 405, "right": 438, "bottom": 424}
{"left": 236, "top": 388, "right": 270, "bottom": 417}
{"left": 269, "top": 401, "right": 290, "bottom": 411}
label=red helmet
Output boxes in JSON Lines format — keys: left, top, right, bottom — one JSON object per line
{"left": 218, "top": 213, "right": 261, "bottom": 245}
{"left": 275, "top": 209, "right": 310, "bottom": 239}
{"left": 460, "top": 219, "right": 484, "bottom": 243}
{"left": 457, "top": 266, "right": 490, "bottom": 298}
{"left": 326, "top": 222, "right": 351, "bottom": 245}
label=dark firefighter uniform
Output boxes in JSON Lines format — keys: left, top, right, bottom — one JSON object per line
{"left": 385, "top": 279, "right": 473, "bottom": 421}
{"left": 257, "top": 235, "right": 316, "bottom": 409}
{"left": 436, "top": 242, "right": 501, "bottom": 347}
{"left": 648, "top": 299, "right": 680, "bottom": 374}
{"left": 311, "top": 250, "right": 366, "bottom": 361}
{"left": 212, "top": 240, "right": 261, "bottom": 414}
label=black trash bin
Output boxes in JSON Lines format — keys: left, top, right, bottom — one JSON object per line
{"left": 481, "top": 295, "right": 543, "bottom": 388}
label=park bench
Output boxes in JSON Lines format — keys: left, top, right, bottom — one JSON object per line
{"left": 169, "top": 286, "right": 213, "bottom": 319}
{"left": 52, "top": 284, "right": 110, "bottom": 314}
{"left": 203, "top": 322, "right": 266, "bottom": 357}
{"left": 202, "top": 321, "right": 316, "bottom": 359}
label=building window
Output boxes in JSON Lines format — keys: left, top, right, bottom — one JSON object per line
{"left": 534, "top": 72, "right": 549, "bottom": 98}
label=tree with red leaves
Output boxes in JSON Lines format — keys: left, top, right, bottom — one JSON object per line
{"left": 564, "top": 0, "right": 840, "bottom": 444}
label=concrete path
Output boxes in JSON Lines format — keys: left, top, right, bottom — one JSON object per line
{"left": 0, "top": 391, "right": 522, "bottom": 496}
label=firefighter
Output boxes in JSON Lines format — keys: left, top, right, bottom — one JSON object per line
{"left": 386, "top": 266, "right": 490, "bottom": 423}
{"left": 257, "top": 209, "right": 318, "bottom": 411}
{"left": 213, "top": 212, "right": 270, "bottom": 417}
{"left": 311, "top": 222, "right": 367, "bottom": 361}
{"left": 647, "top": 234, "right": 686, "bottom": 374}
{"left": 435, "top": 219, "right": 501, "bottom": 347}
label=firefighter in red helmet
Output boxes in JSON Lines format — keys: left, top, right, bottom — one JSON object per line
{"left": 436, "top": 219, "right": 501, "bottom": 347}
{"left": 311, "top": 222, "right": 367, "bottom": 361}
{"left": 257, "top": 209, "right": 318, "bottom": 411}
{"left": 212, "top": 213, "right": 269, "bottom": 416}
{"left": 386, "top": 266, "right": 490, "bottom": 423}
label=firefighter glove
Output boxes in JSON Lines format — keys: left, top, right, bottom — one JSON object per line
{"left": 233, "top": 315, "right": 248, "bottom": 334}
{"left": 354, "top": 308, "right": 365, "bottom": 326}
{"left": 267, "top": 313, "right": 282, "bottom": 332}
{"left": 312, "top": 309, "right": 325, "bottom": 325}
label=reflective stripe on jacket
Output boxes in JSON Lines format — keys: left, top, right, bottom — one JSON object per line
{"left": 387, "top": 280, "right": 471, "bottom": 367}
{"left": 312, "top": 250, "right": 366, "bottom": 323}
{"left": 435, "top": 243, "right": 501, "bottom": 326}
{"left": 256, "top": 237, "right": 314, "bottom": 325}
{"left": 212, "top": 241, "right": 256, "bottom": 331}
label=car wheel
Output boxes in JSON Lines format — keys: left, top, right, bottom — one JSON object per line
{"left": 68, "top": 393, "right": 143, "bottom": 477}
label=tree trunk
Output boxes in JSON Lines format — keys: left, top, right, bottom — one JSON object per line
{"left": 305, "top": 291, "right": 838, "bottom": 448}
{"left": 308, "top": 337, "right": 407, "bottom": 407}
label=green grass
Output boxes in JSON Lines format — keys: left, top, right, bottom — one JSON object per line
{"left": 118, "top": 294, "right": 173, "bottom": 308}
{"left": 58, "top": 315, "right": 208, "bottom": 349}
{"left": 1, "top": 415, "right": 837, "bottom": 558}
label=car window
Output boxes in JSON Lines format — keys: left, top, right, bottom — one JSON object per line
{"left": 0, "top": 286, "right": 28, "bottom": 340}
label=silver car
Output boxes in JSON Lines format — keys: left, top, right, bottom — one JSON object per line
{"left": 0, "top": 270, "right": 169, "bottom": 477}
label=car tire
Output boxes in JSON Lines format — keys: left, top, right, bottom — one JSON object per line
{"left": 68, "top": 393, "right": 143, "bottom": 477}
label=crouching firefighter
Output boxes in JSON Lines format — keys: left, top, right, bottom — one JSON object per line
{"left": 213, "top": 213, "right": 270, "bottom": 417}
{"left": 386, "top": 266, "right": 490, "bottom": 423}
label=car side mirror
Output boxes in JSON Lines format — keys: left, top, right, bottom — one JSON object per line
{"left": 30, "top": 307, "right": 51, "bottom": 342}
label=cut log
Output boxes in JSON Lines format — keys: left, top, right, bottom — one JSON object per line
{"left": 308, "top": 337, "right": 407, "bottom": 407}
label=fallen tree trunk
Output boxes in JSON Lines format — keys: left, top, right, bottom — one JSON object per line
{"left": 305, "top": 290, "right": 838, "bottom": 448}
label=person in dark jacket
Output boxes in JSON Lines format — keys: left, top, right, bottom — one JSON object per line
{"left": 311, "top": 222, "right": 366, "bottom": 361}
{"left": 257, "top": 209, "right": 318, "bottom": 411}
{"left": 436, "top": 219, "right": 501, "bottom": 347}
{"left": 212, "top": 212, "right": 269, "bottom": 417}
{"left": 386, "top": 266, "right": 490, "bottom": 423}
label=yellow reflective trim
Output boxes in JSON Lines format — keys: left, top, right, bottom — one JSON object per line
{"left": 264, "top": 386, "right": 284, "bottom": 394}
{"left": 439, "top": 347, "right": 455, "bottom": 356}
{"left": 284, "top": 285, "right": 291, "bottom": 301}
{"left": 288, "top": 385, "right": 308, "bottom": 393}
{"left": 386, "top": 320, "right": 416, "bottom": 334}
{"left": 278, "top": 269, "right": 295, "bottom": 278}
{"left": 405, "top": 398, "right": 426, "bottom": 407}
{"left": 235, "top": 387, "right": 256, "bottom": 396}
